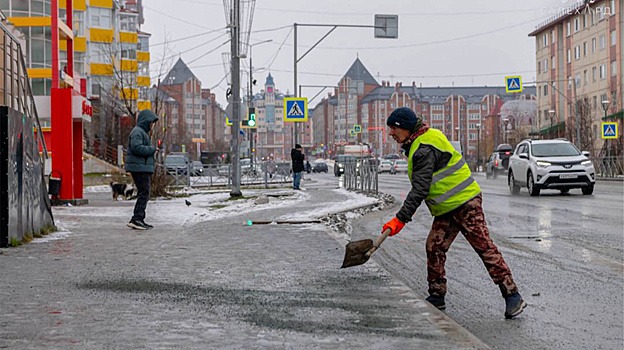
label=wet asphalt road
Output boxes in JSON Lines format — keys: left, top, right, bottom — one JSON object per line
{"left": 358, "top": 173, "right": 624, "bottom": 350}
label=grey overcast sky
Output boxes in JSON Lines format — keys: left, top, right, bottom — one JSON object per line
{"left": 142, "top": 0, "right": 578, "bottom": 106}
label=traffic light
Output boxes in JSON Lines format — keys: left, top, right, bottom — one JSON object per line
{"left": 241, "top": 107, "right": 257, "bottom": 128}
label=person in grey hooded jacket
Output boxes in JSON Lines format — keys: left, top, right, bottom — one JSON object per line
{"left": 125, "top": 109, "right": 159, "bottom": 230}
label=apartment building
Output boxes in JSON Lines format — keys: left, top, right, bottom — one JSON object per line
{"left": 529, "top": 0, "right": 622, "bottom": 155}
{"left": 250, "top": 73, "right": 289, "bottom": 161}
{"left": 158, "top": 58, "right": 205, "bottom": 154}
{"left": 1, "top": 0, "right": 150, "bottom": 148}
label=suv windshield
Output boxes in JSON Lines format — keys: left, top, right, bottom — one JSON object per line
{"left": 532, "top": 143, "right": 580, "bottom": 157}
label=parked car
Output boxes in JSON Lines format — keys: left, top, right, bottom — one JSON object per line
{"left": 378, "top": 160, "right": 394, "bottom": 173}
{"left": 508, "top": 139, "right": 595, "bottom": 196}
{"left": 164, "top": 154, "right": 190, "bottom": 175}
{"left": 390, "top": 160, "right": 408, "bottom": 174}
{"left": 191, "top": 161, "right": 204, "bottom": 176}
{"left": 312, "top": 161, "right": 328, "bottom": 173}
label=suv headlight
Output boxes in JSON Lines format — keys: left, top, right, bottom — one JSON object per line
{"left": 581, "top": 160, "right": 593, "bottom": 167}
{"left": 536, "top": 161, "right": 551, "bottom": 168}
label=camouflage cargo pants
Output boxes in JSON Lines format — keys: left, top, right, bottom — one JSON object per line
{"left": 426, "top": 194, "right": 518, "bottom": 297}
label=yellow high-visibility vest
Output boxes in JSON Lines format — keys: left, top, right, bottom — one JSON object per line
{"left": 407, "top": 128, "right": 481, "bottom": 216}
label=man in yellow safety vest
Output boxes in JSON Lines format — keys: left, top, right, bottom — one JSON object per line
{"left": 382, "top": 107, "right": 526, "bottom": 319}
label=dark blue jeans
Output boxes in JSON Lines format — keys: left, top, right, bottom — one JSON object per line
{"left": 131, "top": 172, "right": 151, "bottom": 222}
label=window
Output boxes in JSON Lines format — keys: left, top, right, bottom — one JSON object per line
{"left": 600, "top": 64, "right": 606, "bottom": 79}
{"left": 583, "top": 42, "right": 587, "bottom": 57}
{"left": 543, "top": 84, "right": 548, "bottom": 96}
{"left": 90, "top": 43, "right": 109, "bottom": 63}
{"left": 90, "top": 7, "right": 111, "bottom": 28}
{"left": 611, "top": 30, "right": 616, "bottom": 46}
{"left": 574, "top": 17, "right": 580, "bottom": 32}
{"left": 575, "top": 74, "right": 581, "bottom": 86}
{"left": 592, "top": 37, "right": 596, "bottom": 53}
{"left": 567, "top": 76, "right": 572, "bottom": 90}
{"left": 544, "top": 59, "right": 548, "bottom": 72}
{"left": 592, "top": 66, "right": 597, "bottom": 82}
{"left": 610, "top": 0, "right": 615, "bottom": 16}
{"left": 543, "top": 34, "right": 548, "bottom": 47}
{"left": 567, "top": 49, "right": 571, "bottom": 63}
{"left": 574, "top": 46, "right": 581, "bottom": 60}
{"left": 611, "top": 61, "right": 617, "bottom": 77}
{"left": 538, "top": 61, "right": 541, "bottom": 73}
{"left": 119, "top": 14, "right": 137, "bottom": 32}
{"left": 74, "top": 11, "right": 85, "bottom": 36}
{"left": 599, "top": 34, "right": 606, "bottom": 50}
{"left": 138, "top": 36, "right": 150, "bottom": 52}
{"left": 583, "top": 70, "right": 588, "bottom": 85}
{"left": 120, "top": 43, "right": 136, "bottom": 59}
{"left": 566, "top": 21, "right": 571, "bottom": 36}
{"left": 551, "top": 56, "right": 555, "bottom": 69}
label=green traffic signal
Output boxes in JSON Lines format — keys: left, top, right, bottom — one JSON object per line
{"left": 248, "top": 113, "right": 256, "bottom": 127}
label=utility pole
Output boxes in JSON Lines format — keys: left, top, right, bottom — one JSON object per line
{"left": 229, "top": 0, "right": 242, "bottom": 197}
{"left": 293, "top": 23, "right": 298, "bottom": 146}
{"left": 248, "top": 44, "right": 253, "bottom": 168}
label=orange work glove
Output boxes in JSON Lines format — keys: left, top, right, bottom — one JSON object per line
{"left": 382, "top": 217, "right": 405, "bottom": 236}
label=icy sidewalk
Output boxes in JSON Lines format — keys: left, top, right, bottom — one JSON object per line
{"left": 0, "top": 182, "right": 488, "bottom": 349}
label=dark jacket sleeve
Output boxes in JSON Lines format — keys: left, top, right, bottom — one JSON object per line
{"left": 395, "top": 145, "right": 451, "bottom": 223}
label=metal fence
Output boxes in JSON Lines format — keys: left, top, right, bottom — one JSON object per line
{"left": 165, "top": 161, "right": 294, "bottom": 189}
{"left": 343, "top": 158, "right": 378, "bottom": 195}
{"left": 591, "top": 156, "right": 624, "bottom": 178}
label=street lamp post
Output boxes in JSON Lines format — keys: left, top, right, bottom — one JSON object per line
{"left": 547, "top": 110, "right": 555, "bottom": 139}
{"left": 602, "top": 100, "right": 610, "bottom": 158}
{"left": 503, "top": 118, "right": 509, "bottom": 144}
{"left": 476, "top": 123, "right": 481, "bottom": 171}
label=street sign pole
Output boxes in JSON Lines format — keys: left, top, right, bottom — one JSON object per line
{"left": 229, "top": 0, "right": 242, "bottom": 197}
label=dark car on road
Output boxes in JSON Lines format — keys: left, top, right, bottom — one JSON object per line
{"left": 164, "top": 153, "right": 190, "bottom": 176}
{"left": 312, "top": 161, "right": 328, "bottom": 173}
{"left": 486, "top": 144, "right": 513, "bottom": 179}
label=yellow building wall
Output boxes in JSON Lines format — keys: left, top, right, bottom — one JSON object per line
{"left": 89, "top": 0, "right": 113, "bottom": 8}
{"left": 138, "top": 100, "right": 152, "bottom": 111}
{"left": 121, "top": 88, "right": 138, "bottom": 100}
{"left": 90, "top": 28, "right": 114, "bottom": 43}
{"left": 137, "top": 51, "right": 150, "bottom": 62}
{"left": 119, "top": 31, "right": 138, "bottom": 43}
{"left": 7, "top": 17, "right": 51, "bottom": 27}
{"left": 137, "top": 76, "right": 150, "bottom": 87}
{"left": 27, "top": 68, "right": 52, "bottom": 79}
{"left": 90, "top": 63, "right": 113, "bottom": 76}
{"left": 121, "top": 59, "right": 138, "bottom": 72}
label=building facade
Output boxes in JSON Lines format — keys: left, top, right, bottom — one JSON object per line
{"left": 1, "top": 0, "right": 150, "bottom": 150}
{"left": 529, "top": 0, "right": 622, "bottom": 156}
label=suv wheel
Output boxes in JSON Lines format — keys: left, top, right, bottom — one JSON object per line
{"left": 527, "top": 172, "right": 540, "bottom": 196}
{"left": 560, "top": 188, "right": 570, "bottom": 194}
{"left": 508, "top": 171, "right": 521, "bottom": 195}
{"left": 582, "top": 184, "right": 594, "bottom": 195}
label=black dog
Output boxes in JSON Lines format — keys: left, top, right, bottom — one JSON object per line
{"left": 110, "top": 182, "right": 135, "bottom": 201}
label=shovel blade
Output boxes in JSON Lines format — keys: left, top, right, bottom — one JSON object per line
{"left": 341, "top": 239, "right": 375, "bottom": 268}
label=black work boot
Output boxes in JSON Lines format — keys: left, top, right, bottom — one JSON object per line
{"left": 425, "top": 295, "right": 446, "bottom": 310}
{"left": 504, "top": 292, "right": 527, "bottom": 319}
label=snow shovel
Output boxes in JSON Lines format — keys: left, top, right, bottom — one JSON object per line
{"left": 341, "top": 228, "right": 391, "bottom": 268}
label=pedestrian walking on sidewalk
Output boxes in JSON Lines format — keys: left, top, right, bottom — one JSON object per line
{"left": 381, "top": 107, "right": 526, "bottom": 319}
{"left": 125, "top": 109, "right": 159, "bottom": 230}
{"left": 291, "top": 144, "right": 304, "bottom": 190}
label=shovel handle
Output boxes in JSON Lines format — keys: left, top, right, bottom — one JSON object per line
{"left": 365, "top": 228, "right": 391, "bottom": 258}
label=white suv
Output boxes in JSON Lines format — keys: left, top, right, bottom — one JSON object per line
{"left": 508, "top": 139, "right": 595, "bottom": 196}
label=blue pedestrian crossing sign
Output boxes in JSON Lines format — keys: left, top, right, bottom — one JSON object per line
{"left": 601, "top": 122, "right": 618, "bottom": 139}
{"left": 505, "top": 76, "right": 523, "bottom": 93}
{"left": 284, "top": 97, "right": 308, "bottom": 122}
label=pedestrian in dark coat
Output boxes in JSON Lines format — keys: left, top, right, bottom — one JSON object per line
{"left": 291, "top": 144, "right": 304, "bottom": 189}
{"left": 125, "top": 109, "right": 159, "bottom": 230}
{"left": 381, "top": 107, "right": 526, "bottom": 319}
